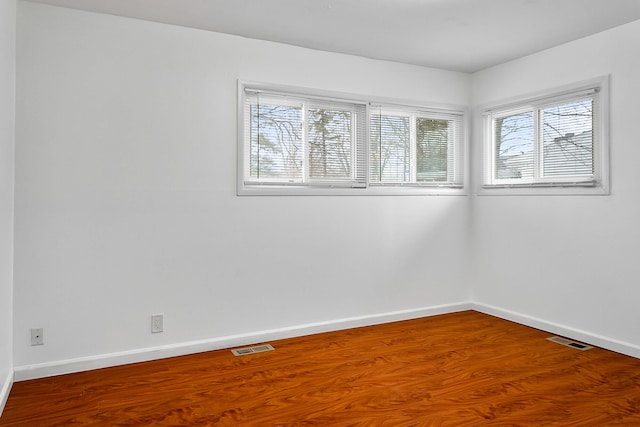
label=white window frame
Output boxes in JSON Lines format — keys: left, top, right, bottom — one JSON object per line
{"left": 241, "top": 88, "right": 366, "bottom": 190}
{"left": 238, "top": 81, "right": 468, "bottom": 196}
{"left": 369, "top": 106, "right": 464, "bottom": 187}
{"left": 479, "top": 76, "right": 610, "bottom": 196}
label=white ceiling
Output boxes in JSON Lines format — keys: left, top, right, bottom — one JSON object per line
{"left": 25, "top": 0, "right": 640, "bottom": 73}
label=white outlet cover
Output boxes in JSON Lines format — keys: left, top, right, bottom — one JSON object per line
{"left": 151, "top": 314, "right": 164, "bottom": 333}
{"left": 31, "top": 328, "right": 44, "bottom": 345}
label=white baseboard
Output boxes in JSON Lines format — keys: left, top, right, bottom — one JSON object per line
{"left": 0, "top": 369, "right": 13, "bottom": 418}
{"left": 473, "top": 302, "right": 640, "bottom": 359}
{"left": 15, "top": 301, "right": 637, "bottom": 382}
{"left": 14, "top": 302, "right": 472, "bottom": 381}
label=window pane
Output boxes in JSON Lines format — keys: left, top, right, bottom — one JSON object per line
{"left": 307, "top": 108, "right": 353, "bottom": 180}
{"left": 242, "top": 84, "right": 465, "bottom": 193}
{"left": 542, "top": 99, "right": 593, "bottom": 177}
{"left": 416, "top": 118, "right": 450, "bottom": 182}
{"left": 494, "top": 111, "right": 534, "bottom": 179}
{"left": 370, "top": 114, "right": 410, "bottom": 182}
{"left": 250, "top": 103, "right": 303, "bottom": 180}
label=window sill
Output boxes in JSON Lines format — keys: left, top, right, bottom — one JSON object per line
{"left": 476, "top": 184, "right": 609, "bottom": 196}
{"left": 238, "top": 185, "right": 468, "bottom": 196}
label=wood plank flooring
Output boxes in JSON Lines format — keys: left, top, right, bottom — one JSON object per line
{"left": 2, "top": 311, "right": 640, "bottom": 426}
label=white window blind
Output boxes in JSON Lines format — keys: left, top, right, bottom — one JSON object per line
{"left": 482, "top": 78, "right": 608, "bottom": 193}
{"left": 238, "top": 82, "right": 467, "bottom": 195}
{"left": 370, "top": 106, "right": 463, "bottom": 187}
{"left": 243, "top": 89, "right": 367, "bottom": 188}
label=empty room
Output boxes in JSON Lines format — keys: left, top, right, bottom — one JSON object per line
{"left": 1, "top": 0, "right": 640, "bottom": 425}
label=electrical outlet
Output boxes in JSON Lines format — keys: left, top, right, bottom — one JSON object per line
{"left": 31, "top": 328, "right": 44, "bottom": 346}
{"left": 151, "top": 314, "right": 163, "bottom": 333}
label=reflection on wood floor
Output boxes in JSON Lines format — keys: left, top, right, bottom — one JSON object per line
{"left": 2, "top": 310, "right": 640, "bottom": 426}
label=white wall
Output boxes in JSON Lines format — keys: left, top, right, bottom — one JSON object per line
{"left": 471, "top": 20, "right": 640, "bottom": 356}
{"left": 15, "top": 1, "right": 640, "bottom": 380}
{"left": 0, "top": 0, "right": 16, "bottom": 413}
{"left": 13, "top": 2, "right": 471, "bottom": 372}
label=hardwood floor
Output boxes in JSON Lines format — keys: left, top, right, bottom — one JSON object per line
{"left": 2, "top": 311, "right": 640, "bottom": 426}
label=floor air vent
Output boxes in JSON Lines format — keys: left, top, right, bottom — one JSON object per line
{"left": 231, "top": 344, "right": 275, "bottom": 356}
{"left": 547, "top": 336, "right": 593, "bottom": 351}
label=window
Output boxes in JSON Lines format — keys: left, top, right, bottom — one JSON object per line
{"left": 242, "top": 89, "right": 367, "bottom": 189}
{"left": 370, "top": 107, "right": 463, "bottom": 187}
{"left": 238, "top": 82, "right": 466, "bottom": 195}
{"left": 481, "top": 77, "right": 609, "bottom": 194}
